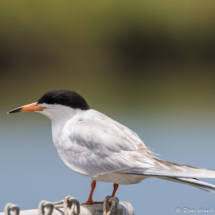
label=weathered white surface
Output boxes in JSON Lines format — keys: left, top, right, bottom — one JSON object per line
{"left": 0, "top": 202, "right": 134, "bottom": 215}
{"left": 118, "top": 202, "right": 134, "bottom": 215}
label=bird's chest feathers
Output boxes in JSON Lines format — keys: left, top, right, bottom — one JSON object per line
{"left": 51, "top": 121, "right": 65, "bottom": 146}
{"left": 52, "top": 119, "right": 78, "bottom": 151}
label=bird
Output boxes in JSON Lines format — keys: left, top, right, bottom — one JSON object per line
{"left": 8, "top": 89, "right": 215, "bottom": 205}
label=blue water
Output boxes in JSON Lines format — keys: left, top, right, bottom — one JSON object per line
{"left": 1, "top": 108, "right": 215, "bottom": 215}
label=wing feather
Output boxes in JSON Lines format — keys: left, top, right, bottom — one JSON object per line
{"left": 56, "top": 110, "right": 154, "bottom": 177}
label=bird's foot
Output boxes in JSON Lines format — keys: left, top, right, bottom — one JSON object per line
{"left": 81, "top": 200, "right": 96, "bottom": 205}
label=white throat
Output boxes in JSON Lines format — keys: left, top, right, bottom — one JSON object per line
{"left": 37, "top": 103, "right": 84, "bottom": 143}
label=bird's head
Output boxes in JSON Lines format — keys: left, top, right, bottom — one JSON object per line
{"left": 7, "top": 89, "right": 90, "bottom": 121}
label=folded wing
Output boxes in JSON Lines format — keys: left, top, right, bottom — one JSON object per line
{"left": 57, "top": 110, "right": 155, "bottom": 177}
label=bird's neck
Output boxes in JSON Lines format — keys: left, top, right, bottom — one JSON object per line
{"left": 51, "top": 118, "right": 68, "bottom": 144}
{"left": 53, "top": 109, "right": 83, "bottom": 144}
{"left": 41, "top": 106, "right": 83, "bottom": 144}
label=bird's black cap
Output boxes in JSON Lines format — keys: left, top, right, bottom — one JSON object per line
{"left": 37, "top": 89, "right": 90, "bottom": 110}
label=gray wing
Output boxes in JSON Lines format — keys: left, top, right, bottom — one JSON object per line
{"left": 56, "top": 111, "right": 155, "bottom": 177}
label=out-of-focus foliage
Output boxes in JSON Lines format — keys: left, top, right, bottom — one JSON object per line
{"left": 0, "top": 0, "right": 215, "bottom": 113}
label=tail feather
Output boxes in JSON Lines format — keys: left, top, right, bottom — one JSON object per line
{"left": 160, "top": 177, "right": 215, "bottom": 194}
{"left": 122, "top": 158, "right": 215, "bottom": 178}
{"left": 120, "top": 158, "right": 215, "bottom": 193}
{"left": 149, "top": 158, "right": 215, "bottom": 178}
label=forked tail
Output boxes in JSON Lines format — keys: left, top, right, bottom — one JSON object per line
{"left": 160, "top": 177, "right": 215, "bottom": 193}
{"left": 121, "top": 158, "right": 215, "bottom": 193}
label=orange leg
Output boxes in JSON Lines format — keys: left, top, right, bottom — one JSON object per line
{"left": 111, "top": 183, "right": 119, "bottom": 197}
{"left": 95, "top": 183, "right": 119, "bottom": 205}
{"left": 81, "top": 180, "right": 96, "bottom": 205}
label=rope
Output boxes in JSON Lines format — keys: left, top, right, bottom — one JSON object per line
{"left": 4, "top": 203, "right": 20, "bottom": 215}
{"left": 38, "top": 200, "right": 54, "bottom": 215}
{"left": 103, "top": 196, "right": 122, "bottom": 215}
{"left": 63, "top": 196, "right": 80, "bottom": 215}
{"left": 3, "top": 196, "right": 129, "bottom": 215}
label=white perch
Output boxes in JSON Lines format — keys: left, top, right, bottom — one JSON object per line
{"left": 0, "top": 196, "right": 134, "bottom": 215}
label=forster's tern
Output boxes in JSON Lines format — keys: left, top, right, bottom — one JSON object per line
{"left": 8, "top": 89, "right": 215, "bottom": 204}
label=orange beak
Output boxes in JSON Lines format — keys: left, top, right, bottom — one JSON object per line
{"left": 7, "top": 102, "right": 46, "bottom": 114}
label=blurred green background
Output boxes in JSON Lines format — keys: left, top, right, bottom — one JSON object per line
{"left": 1, "top": 1, "right": 215, "bottom": 214}
{"left": 1, "top": 0, "right": 215, "bottom": 113}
